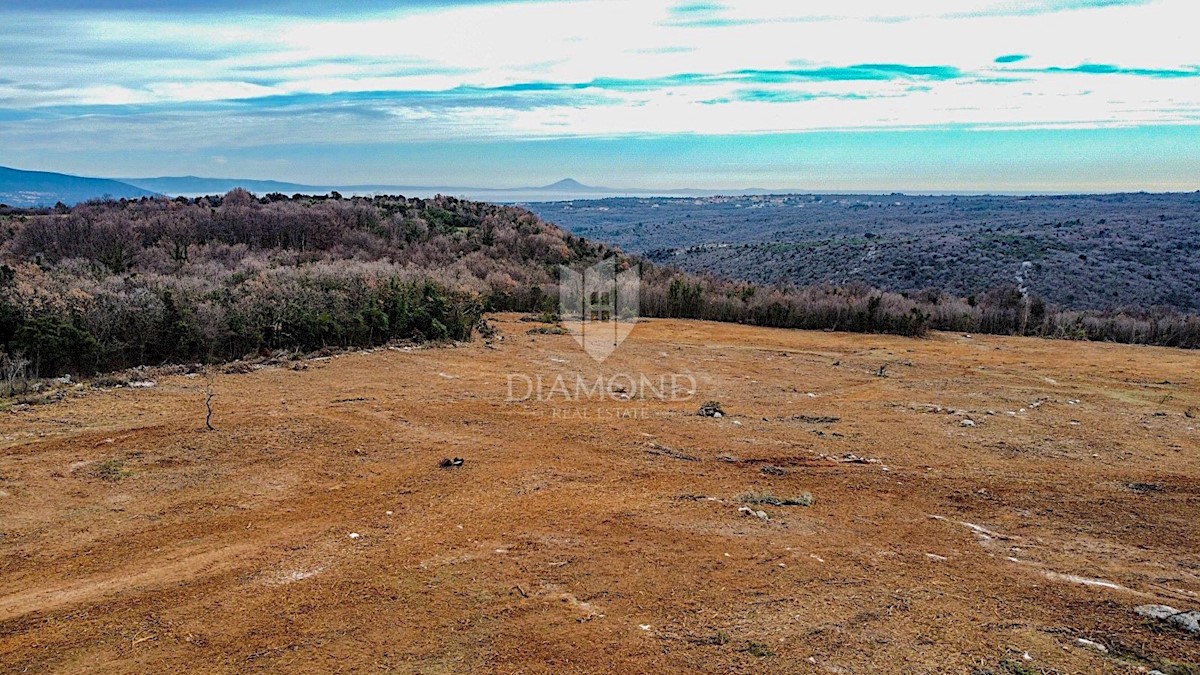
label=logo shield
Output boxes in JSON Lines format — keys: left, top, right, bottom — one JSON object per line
{"left": 558, "top": 258, "right": 640, "bottom": 363}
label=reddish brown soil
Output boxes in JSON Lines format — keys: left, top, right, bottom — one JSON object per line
{"left": 2, "top": 315, "right": 1198, "bottom": 673}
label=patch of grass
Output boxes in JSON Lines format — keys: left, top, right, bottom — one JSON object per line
{"left": 95, "top": 459, "right": 132, "bottom": 482}
{"left": 11, "top": 390, "right": 66, "bottom": 407}
{"left": 738, "top": 491, "right": 814, "bottom": 507}
{"left": 527, "top": 326, "right": 569, "bottom": 335}
{"left": 695, "top": 631, "right": 729, "bottom": 646}
{"left": 739, "top": 641, "right": 773, "bottom": 658}
{"left": 1155, "top": 660, "right": 1200, "bottom": 675}
{"left": 519, "top": 310, "right": 561, "bottom": 324}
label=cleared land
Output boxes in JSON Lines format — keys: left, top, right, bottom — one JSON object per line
{"left": 1, "top": 316, "right": 1199, "bottom": 673}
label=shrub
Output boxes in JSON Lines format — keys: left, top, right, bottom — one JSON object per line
{"left": 738, "top": 491, "right": 814, "bottom": 507}
{"left": 95, "top": 459, "right": 131, "bottom": 482}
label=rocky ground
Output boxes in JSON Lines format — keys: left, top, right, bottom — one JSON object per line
{"left": 1, "top": 315, "right": 1198, "bottom": 673}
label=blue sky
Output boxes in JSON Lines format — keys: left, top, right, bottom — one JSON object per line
{"left": 1, "top": 0, "right": 1197, "bottom": 191}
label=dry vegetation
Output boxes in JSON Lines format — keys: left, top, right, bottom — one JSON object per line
{"left": 0, "top": 315, "right": 1197, "bottom": 672}
{"left": 532, "top": 193, "right": 1200, "bottom": 312}
{"left": 1, "top": 193, "right": 1196, "bottom": 391}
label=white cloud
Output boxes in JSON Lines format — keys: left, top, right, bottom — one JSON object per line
{"left": 0, "top": 0, "right": 1196, "bottom": 143}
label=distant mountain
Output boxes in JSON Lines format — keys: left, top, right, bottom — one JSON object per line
{"left": 121, "top": 176, "right": 321, "bottom": 196}
{"left": 0, "top": 166, "right": 159, "bottom": 207}
{"left": 122, "top": 175, "right": 622, "bottom": 199}
{"left": 538, "top": 178, "right": 606, "bottom": 192}
{"left": 118, "top": 175, "right": 768, "bottom": 202}
{"left": 0, "top": 167, "right": 777, "bottom": 205}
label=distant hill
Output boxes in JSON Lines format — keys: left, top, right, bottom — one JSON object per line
{"left": 121, "top": 176, "right": 321, "bottom": 196}
{"left": 118, "top": 175, "right": 765, "bottom": 201}
{"left": 121, "top": 176, "right": 619, "bottom": 199}
{"left": 0, "top": 166, "right": 158, "bottom": 207}
{"left": 529, "top": 192, "right": 1200, "bottom": 313}
{"left": 538, "top": 178, "right": 607, "bottom": 192}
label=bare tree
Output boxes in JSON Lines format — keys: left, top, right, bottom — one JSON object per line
{"left": 203, "top": 367, "right": 216, "bottom": 431}
{"left": 0, "top": 351, "right": 30, "bottom": 397}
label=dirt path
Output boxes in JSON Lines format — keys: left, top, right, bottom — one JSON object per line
{"left": 2, "top": 316, "right": 1198, "bottom": 673}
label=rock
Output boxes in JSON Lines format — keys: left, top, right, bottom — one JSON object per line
{"left": 794, "top": 415, "right": 839, "bottom": 424}
{"left": 961, "top": 419, "right": 976, "bottom": 428}
{"left": 439, "top": 457, "right": 465, "bottom": 468}
{"left": 738, "top": 506, "right": 769, "bottom": 521}
{"left": 697, "top": 401, "right": 725, "bottom": 417}
{"left": 1171, "top": 611, "right": 1200, "bottom": 634}
{"left": 1137, "top": 604, "right": 1179, "bottom": 620}
{"left": 834, "top": 453, "right": 882, "bottom": 465}
{"left": 1135, "top": 604, "right": 1200, "bottom": 634}
{"left": 1075, "top": 638, "right": 1107, "bottom": 654}
{"left": 1126, "top": 482, "right": 1162, "bottom": 494}
{"left": 348, "top": 532, "right": 361, "bottom": 540}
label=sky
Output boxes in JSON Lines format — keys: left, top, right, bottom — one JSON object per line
{"left": 1, "top": 0, "right": 1197, "bottom": 191}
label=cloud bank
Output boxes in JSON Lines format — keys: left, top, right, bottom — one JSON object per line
{"left": 0, "top": 0, "right": 1195, "bottom": 188}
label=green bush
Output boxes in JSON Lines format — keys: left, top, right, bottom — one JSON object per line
{"left": 12, "top": 316, "right": 99, "bottom": 376}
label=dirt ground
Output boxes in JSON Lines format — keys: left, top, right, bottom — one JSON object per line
{"left": 1, "top": 315, "right": 1198, "bottom": 673}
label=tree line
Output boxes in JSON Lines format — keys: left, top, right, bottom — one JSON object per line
{"left": 0, "top": 190, "right": 1195, "bottom": 382}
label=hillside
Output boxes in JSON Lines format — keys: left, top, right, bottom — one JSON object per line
{"left": 1, "top": 191, "right": 1197, "bottom": 383}
{"left": 1, "top": 316, "right": 1198, "bottom": 672}
{"left": 0, "top": 166, "right": 158, "bottom": 207}
{"left": 529, "top": 193, "right": 1200, "bottom": 312}
{"left": 121, "top": 176, "right": 322, "bottom": 197}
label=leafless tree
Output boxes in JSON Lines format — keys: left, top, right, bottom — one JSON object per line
{"left": 0, "top": 351, "right": 30, "bottom": 397}
{"left": 204, "top": 367, "right": 215, "bottom": 432}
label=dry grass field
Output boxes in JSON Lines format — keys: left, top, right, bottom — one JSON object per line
{"left": 1, "top": 315, "right": 1198, "bottom": 673}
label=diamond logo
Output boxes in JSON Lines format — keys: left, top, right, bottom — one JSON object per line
{"left": 558, "top": 258, "right": 640, "bottom": 363}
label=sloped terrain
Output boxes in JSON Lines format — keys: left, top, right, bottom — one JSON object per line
{"left": 1, "top": 316, "right": 1199, "bottom": 673}
{"left": 0, "top": 167, "right": 158, "bottom": 208}
{"left": 530, "top": 193, "right": 1200, "bottom": 312}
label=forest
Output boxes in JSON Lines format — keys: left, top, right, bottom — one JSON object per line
{"left": 1, "top": 191, "right": 1197, "bottom": 381}
{"left": 530, "top": 193, "right": 1200, "bottom": 312}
